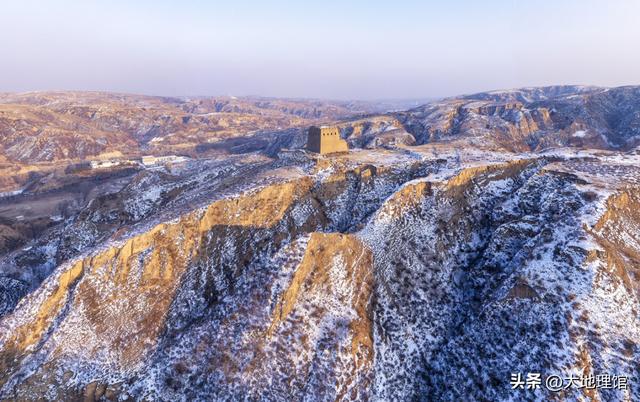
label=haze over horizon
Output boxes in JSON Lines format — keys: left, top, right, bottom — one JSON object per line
{"left": 1, "top": 0, "right": 639, "bottom": 100}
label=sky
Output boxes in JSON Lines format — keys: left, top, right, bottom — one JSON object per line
{"left": 1, "top": 0, "right": 639, "bottom": 100}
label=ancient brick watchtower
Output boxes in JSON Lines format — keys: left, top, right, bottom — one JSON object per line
{"left": 306, "top": 126, "right": 349, "bottom": 155}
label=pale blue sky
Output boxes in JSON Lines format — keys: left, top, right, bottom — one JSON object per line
{"left": 1, "top": 0, "right": 638, "bottom": 99}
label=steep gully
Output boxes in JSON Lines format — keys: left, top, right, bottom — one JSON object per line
{"left": 0, "top": 157, "right": 441, "bottom": 398}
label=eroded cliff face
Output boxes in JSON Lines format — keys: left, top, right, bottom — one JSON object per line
{"left": 0, "top": 155, "right": 436, "bottom": 400}
{"left": 0, "top": 150, "right": 638, "bottom": 401}
{"left": 591, "top": 188, "right": 640, "bottom": 297}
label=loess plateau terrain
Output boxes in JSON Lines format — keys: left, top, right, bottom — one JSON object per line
{"left": 0, "top": 86, "right": 639, "bottom": 401}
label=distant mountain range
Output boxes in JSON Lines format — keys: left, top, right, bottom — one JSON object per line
{"left": 1, "top": 86, "right": 638, "bottom": 167}
{"left": 393, "top": 85, "right": 640, "bottom": 152}
{"left": 0, "top": 92, "right": 376, "bottom": 164}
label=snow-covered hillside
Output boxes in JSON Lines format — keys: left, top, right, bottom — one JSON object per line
{"left": 0, "top": 144, "right": 638, "bottom": 401}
